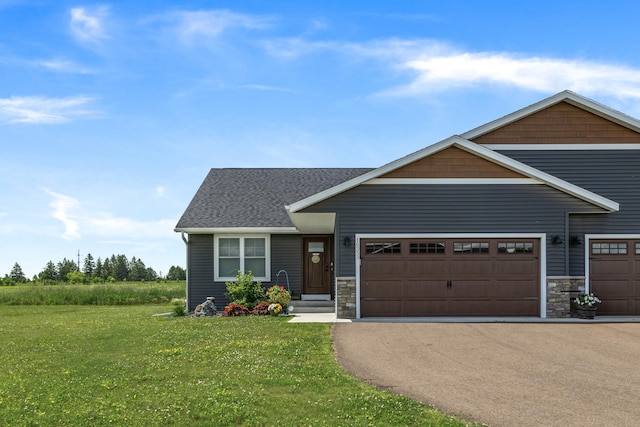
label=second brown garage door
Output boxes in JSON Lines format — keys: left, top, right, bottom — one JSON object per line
{"left": 589, "top": 239, "right": 640, "bottom": 315}
{"left": 360, "top": 238, "right": 540, "bottom": 317}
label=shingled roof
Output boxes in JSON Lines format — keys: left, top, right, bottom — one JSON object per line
{"left": 175, "top": 168, "right": 372, "bottom": 230}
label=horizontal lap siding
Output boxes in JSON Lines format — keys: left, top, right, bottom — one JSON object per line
{"left": 187, "top": 234, "right": 302, "bottom": 311}
{"left": 270, "top": 235, "right": 303, "bottom": 297}
{"left": 187, "top": 234, "right": 215, "bottom": 311}
{"left": 302, "top": 184, "right": 600, "bottom": 277}
{"left": 500, "top": 150, "right": 640, "bottom": 276}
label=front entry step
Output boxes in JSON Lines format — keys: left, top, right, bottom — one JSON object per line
{"left": 301, "top": 294, "right": 331, "bottom": 301}
{"left": 290, "top": 300, "right": 334, "bottom": 314}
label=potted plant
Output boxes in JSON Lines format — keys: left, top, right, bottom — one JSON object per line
{"left": 266, "top": 285, "right": 291, "bottom": 313}
{"left": 573, "top": 293, "right": 601, "bottom": 319}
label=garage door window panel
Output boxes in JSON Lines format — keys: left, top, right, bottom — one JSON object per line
{"left": 410, "top": 242, "right": 445, "bottom": 254}
{"left": 454, "top": 242, "right": 489, "bottom": 253}
{"left": 498, "top": 242, "right": 534, "bottom": 254}
{"left": 365, "top": 242, "right": 401, "bottom": 254}
{"left": 592, "top": 242, "right": 627, "bottom": 254}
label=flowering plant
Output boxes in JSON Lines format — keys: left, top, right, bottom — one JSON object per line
{"left": 266, "top": 285, "right": 291, "bottom": 307}
{"left": 574, "top": 293, "right": 601, "bottom": 307}
{"left": 268, "top": 303, "right": 283, "bottom": 316}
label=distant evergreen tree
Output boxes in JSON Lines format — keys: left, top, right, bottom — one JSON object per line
{"left": 39, "top": 261, "right": 58, "bottom": 282}
{"left": 9, "top": 263, "right": 26, "bottom": 282}
{"left": 167, "top": 265, "right": 187, "bottom": 281}
{"left": 113, "top": 254, "right": 129, "bottom": 281}
{"left": 145, "top": 267, "right": 158, "bottom": 281}
{"left": 102, "top": 257, "right": 112, "bottom": 280}
{"left": 57, "top": 258, "right": 78, "bottom": 281}
{"left": 95, "top": 258, "right": 103, "bottom": 281}
{"left": 83, "top": 253, "right": 96, "bottom": 277}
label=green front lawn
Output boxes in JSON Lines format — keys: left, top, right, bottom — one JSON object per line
{"left": 0, "top": 306, "right": 477, "bottom": 426}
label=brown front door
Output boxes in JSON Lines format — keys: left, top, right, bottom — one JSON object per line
{"left": 303, "top": 236, "right": 332, "bottom": 295}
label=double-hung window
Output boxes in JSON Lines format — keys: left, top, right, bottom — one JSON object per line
{"left": 215, "top": 235, "right": 270, "bottom": 281}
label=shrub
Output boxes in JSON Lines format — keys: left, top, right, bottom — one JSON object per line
{"left": 172, "top": 304, "right": 187, "bottom": 317}
{"left": 252, "top": 301, "right": 271, "bottom": 315}
{"left": 224, "top": 271, "right": 266, "bottom": 309}
{"left": 222, "top": 303, "right": 251, "bottom": 317}
{"left": 266, "top": 285, "right": 291, "bottom": 307}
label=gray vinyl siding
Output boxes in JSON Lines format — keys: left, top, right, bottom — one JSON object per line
{"left": 186, "top": 233, "right": 302, "bottom": 311}
{"left": 270, "top": 235, "right": 303, "bottom": 298}
{"left": 186, "top": 234, "right": 215, "bottom": 310}
{"left": 498, "top": 150, "right": 640, "bottom": 275}
{"left": 302, "top": 184, "right": 603, "bottom": 277}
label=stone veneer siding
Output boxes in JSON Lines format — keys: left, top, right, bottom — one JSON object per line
{"left": 546, "top": 277, "right": 585, "bottom": 318}
{"left": 336, "top": 276, "right": 586, "bottom": 319}
{"left": 336, "top": 277, "right": 356, "bottom": 319}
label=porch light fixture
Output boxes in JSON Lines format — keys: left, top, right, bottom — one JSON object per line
{"left": 551, "top": 235, "right": 563, "bottom": 245}
{"left": 570, "top": 235, "right": 582, "bottom": 246}
{"left": 343, "top": 237, "right": 351, "bottom": 247}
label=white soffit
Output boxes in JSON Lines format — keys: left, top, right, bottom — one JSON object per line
{"left": 286, "top": 212, "right": 336, "bottom": 233}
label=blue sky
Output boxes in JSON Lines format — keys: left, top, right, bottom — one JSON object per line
{"left": 4, "top": 0, "right": 640, "bottom": 278}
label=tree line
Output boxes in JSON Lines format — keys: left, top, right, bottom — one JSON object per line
{"left": 2, "top": 254, "right": 186, "bottom": 285}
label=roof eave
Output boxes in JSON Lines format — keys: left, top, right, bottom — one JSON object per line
{"left": 288, "top": 136, "right": 619, "bottom": 213}
{"left": 174, "top": 227, "right": 299, "bottom": 234}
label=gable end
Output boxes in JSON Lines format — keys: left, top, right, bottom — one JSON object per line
{"left": 379, "top": 146, "right": 526, "bottom": 179}
{"left": 471, "top": 101, "right": 640, "bottom": 145}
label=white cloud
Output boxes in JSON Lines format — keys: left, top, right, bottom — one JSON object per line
{"left": 46, "top": 190, "right": 81, "bottom": 240}
{"left": 69, "top": 5, "right": 110, "bottom": 42}
{"left": 154, "top": 186, "right": 165, "bottom": 197}
{"left": 154, "top": 9, "right": 273, "bottom": 43}
{"left": 238, "top": 84, "right": 293, "bottom": 92}
{"left": 0, "top": 95, "right": 96, "bottom": 124}
{"left": 38, "top": 58, "right": 93, "bottom": 74}
{"left": 87, "top": 215, "right": 175, "bottom": 238}
{"left": 44, "top": 190, "right": 175, "bottom": 241}
{"left": 261, "top": 37, "right": 640, "bottom": 100}
{"left": 389, "top": 53, "right": 640, "bottom": 99}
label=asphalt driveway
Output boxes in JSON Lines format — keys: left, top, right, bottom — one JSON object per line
{"left": 332, "top": 322, "right": 640, "bottom": 427}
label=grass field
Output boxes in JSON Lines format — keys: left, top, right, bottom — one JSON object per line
{"left": 0, "top": 281, "right": 185, "bottom": 305}
{"left": 0, "top": 305, "right": 477, "bottom": 426}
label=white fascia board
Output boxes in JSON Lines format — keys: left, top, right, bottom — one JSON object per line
{"left": 174, "top": 227, "right": 299, "bottom": 234}
{"left": 462, "top": 90, "right": 640, "bottom": 140}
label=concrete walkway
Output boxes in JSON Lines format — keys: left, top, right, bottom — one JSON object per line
{"left": 288, "top": 313, "right": 640, "bottom": 323}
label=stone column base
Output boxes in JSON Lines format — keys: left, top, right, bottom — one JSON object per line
{"left": 336, "top": 277, "right": 356, "bottom": 319}
{"left": 546, "top": 277, "right": 585, "bottom": 318}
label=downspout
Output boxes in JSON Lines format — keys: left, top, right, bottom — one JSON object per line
{"left": 181, "top": 232, "right": 190, "bottom": 310}
{"left": 565, "top": 212, "right": 570, "bottom": 276}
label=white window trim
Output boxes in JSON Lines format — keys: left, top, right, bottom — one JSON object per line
{"left": 214, "top": 234, "right": 271, "bottom": 282}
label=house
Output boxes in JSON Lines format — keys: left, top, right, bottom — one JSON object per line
{"left": 175, "top": 90, "right": 640, "bottom": 318}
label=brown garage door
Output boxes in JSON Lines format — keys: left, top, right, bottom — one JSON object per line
{"left": 590, "top": 239, "right": 640, "bottom": 315}
{"left": 360, "top": 238, "right": 540, "bottom": 317}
